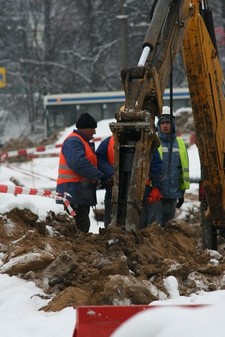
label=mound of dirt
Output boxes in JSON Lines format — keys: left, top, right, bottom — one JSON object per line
{"left": 1, "top": 204, "right": 225, "bottom": 312}
{"left": 0, "top": 114, "right": 224, "bottom": 313}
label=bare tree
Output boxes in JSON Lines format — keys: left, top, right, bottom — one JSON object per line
{"left": 0, "top": 0, "right": 224, "bottom": 140}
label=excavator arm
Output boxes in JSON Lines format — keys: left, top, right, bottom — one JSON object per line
{"left": 110, "top": 0, "right": 193, "bottom": 232}
{"left": 110, "top": 0, "right": 225, "bottom": 248}
{"left": 182, "top": 2, "right": 225, "bottom": 248}
{"left": 182, "top": 1, "right": 225, "bottom": 249}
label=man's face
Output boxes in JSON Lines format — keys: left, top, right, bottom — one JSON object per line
{"left": 160, "top": 120, "right": 171, "bottom": 134}
{"left": 79, "top": 128, "right": 96, "bottom": 140}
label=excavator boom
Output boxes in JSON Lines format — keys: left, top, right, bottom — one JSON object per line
{"left": 110, "top": 0, "right": 194, "bottom": 232}
{"left": 182, "top": 4, "right": 225, "bottom": 223}
{"left": 110, "top": 0, "right": 225, "bottom": 249}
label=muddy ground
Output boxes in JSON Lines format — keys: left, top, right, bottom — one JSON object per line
{"left": 1, "top": 194, "right": 225, "bottom": 313}
{"left": 1, "top": 113, "right": 225, "bottom": 313}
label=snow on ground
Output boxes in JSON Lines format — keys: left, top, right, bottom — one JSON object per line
{"left": 0, "top": 274, "right": 75, "bottom": 337}
{"left": 0, "top": 118, "right": 221, "bottom": 337}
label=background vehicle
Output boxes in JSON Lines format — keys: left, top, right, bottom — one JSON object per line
{"left": 109, "top": 0, "right": 225, "bottom": 250}
{"left": 43, "top": 88, "right": 190, "bottom": 137}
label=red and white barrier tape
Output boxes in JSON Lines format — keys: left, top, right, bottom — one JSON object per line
{"left": 0, "top": 137, "right": 103, "bottom": 161}
{"left": 28, "top": 153, "right": 59, "bottom": 159}
{"left": 0, "top": 144, "right": 62, "bottom": 160}
{"left": 0, "top": 184, "right": 76, "bottom": 217}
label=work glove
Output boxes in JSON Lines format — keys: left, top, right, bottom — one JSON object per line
{"left": 176, "top": 193, "right": 184, "bottom": 209}
{"left": 98, "top": 176, "right": 114, "bottom": 189}
{"left": 147, "top": 187, "right": 162, "bottom": 204}
{"left": 98, "top": 176, "right": 108, "bottom": 189}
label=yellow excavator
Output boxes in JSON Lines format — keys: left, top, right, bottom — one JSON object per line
{"left": 110, "top": 0, "right": 225, "bottom": 250}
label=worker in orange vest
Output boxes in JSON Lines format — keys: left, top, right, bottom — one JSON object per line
{"left": 56, "top": 113, "right": 104, "bottom": 233}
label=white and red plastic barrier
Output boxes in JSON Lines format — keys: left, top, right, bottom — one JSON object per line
{"left": 0, "top": 137, "right": 104, "bottom": 161}
{"left": 0, "top": 143, "right": 62, "bottom": 161}
{"left": 28, "top": 153, "right": 59, "bottom": 159}
{"left": 0, "top": 184, "right": 76, "bottom": 217}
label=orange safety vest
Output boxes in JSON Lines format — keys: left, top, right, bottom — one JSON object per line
{"left": 57, "top": 132, "right": 97, "bottom": 184}
{"left": 107, "top": 136, "right": 115, "bottom": 165}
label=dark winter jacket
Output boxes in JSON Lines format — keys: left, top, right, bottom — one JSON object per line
{"left": 96, "top": 135, "right": 163, "bottom": 195}
{"left": 56, "top": 130, "right": 104, "bottom": 206}
{"left": 157, "top": 118, "right": 190, "bottom": 200}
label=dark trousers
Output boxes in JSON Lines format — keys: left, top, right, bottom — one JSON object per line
{"left": 73, "top": 205, "right": 90, "bottom": 233}
{"left": 144, "top": 199, "right": 176, "bottom": 228}
{"left": 104, "top": 187, "right": 112, "bottom": 228}
{"left": 160, "top": 199, "right": 177, "bottom": 227}
{"left": 147, "top": 201, "right": 163, "bottom": 227}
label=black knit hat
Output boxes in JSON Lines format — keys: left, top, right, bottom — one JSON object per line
{"left": 76, "top": 113, "right": 97, "bottom": 129}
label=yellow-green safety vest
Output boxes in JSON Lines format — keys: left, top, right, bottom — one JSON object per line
{"left": 158, "top": 136, "right": 190, "bottom": 190}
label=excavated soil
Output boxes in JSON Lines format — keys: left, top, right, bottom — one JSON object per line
{"left": 1, "top": 115, "right": 225, "bottom": 312}
{"left": 1, "top": 198, "right": 225, "bottom": 312}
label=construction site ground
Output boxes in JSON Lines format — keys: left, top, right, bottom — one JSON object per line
{"left": 1, "top": 192, "right": 225, "bottom": 313}
{"left": 1, "top": 112, "right": 225, "bottom": 313}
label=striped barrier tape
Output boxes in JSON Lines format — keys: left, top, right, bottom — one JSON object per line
{"left": 0, "top": 133, "right": 195, "bottom": 162}
{"left": 0, "top": 137, "right": 104, "bottom": 161}
{"left": 28, "top": 153, "right": 59, "bottom": 159}
{"left": 0, "top": 144, "right": 62, "bottom": 161}
{"left": 0, "top": 184, "right": 76, "bottom": 217}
